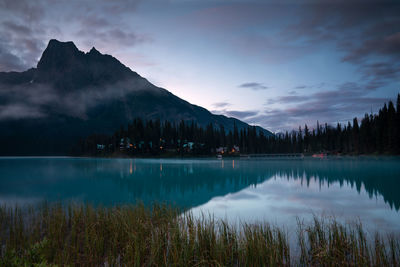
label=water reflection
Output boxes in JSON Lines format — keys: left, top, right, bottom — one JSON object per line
{"left": 0, "top": 157, "right": 399, "bottom": 215}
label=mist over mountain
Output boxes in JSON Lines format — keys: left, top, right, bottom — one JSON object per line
{"left": 0, "top": 39, "right": 272, "bottom": 155}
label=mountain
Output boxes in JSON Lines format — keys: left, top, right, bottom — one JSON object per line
{"left": 0, "top": 39, "right": 273, "bottom": 155}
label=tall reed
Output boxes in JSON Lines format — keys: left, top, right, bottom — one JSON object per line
{"left": 0, "top": 203, "right": 398, "bottom": 266}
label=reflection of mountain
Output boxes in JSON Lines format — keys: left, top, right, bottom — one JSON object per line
{"left": 0, "top": 159, "right": 276, "bottom": 208}
{"left": 0, "top": 158, "right": 399, "bottom": 211}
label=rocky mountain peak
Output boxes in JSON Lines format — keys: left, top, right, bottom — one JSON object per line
{"left": 88, "top": 47, "right": 101, "bottom": 56}
{"left": 37, "top": 39, "right": 83, "bottom": 71}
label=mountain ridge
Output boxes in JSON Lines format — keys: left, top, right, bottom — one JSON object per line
{"left": 0, "top": 39, "right": 272, "bottom": 155}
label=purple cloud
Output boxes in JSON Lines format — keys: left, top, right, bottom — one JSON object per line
{"left": 257, "top": 82, "right": 393, "bottom": 131}
{"left": 0, "top": 0, "right": 146, "bottom": 71}
{"left": 212, "top": 102, "right": 231, "bottom": 108}
{"left": 239, "top": 82, "right": 268, "bottom": 91}
{"left": 211, "top": 109, "right": 259, "bottom": 120}
{"left": 225, "top": 110, "right": 258, "bottom": 119}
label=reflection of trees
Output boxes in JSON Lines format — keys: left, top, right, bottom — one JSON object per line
{"left": 95, "top": 158, "right": 400, "bottom": 211}
{"left": 259, "top": 159, "right": 400, "bottom": 211}
{"left": 0, "top": 158, "right": 399, "bottom": 211}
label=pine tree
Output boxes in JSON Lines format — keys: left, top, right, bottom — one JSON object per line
{"left": 387, "top": 101, "right": 396, "bottom": 153}
{"left": 352, "top": 118, "right": 359, "bottom": 154}
{"left": 397, "top": 94, "right": 400, "bottom": 153}
{"left": 304, "top": 124, "right": 310, "bottom": 152}
{"left": 233, "top": 122, "right": 239, "bottom": 146}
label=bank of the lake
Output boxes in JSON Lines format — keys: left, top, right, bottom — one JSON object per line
{"left": 1, "top": 203, "right": 399, "bottom": 266}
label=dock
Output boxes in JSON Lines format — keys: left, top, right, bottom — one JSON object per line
{"left": 240, "top": 153, "right": 304, "bottom": 159}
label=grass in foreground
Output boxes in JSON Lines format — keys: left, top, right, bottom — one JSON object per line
{"left": 0, "top": 203, "right": 399, "bottom": 266}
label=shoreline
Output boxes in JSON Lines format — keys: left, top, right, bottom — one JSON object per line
{"left": 1, "top": 203, "right": 399, "bottom": 266}
{"left": 1, "top": 154, "right": 399, "bottom": 159}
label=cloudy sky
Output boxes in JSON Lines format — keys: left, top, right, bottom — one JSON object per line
{"left": 0, "top": 0, "right": 399, "bottom": 132}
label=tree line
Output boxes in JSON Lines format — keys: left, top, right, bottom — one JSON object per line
{"left": 79, "top": 93, "right": 400, "bottom": 156}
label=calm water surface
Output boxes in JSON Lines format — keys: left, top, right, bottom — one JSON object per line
{"left": 0, "top": 157, "right": 399, "bottom": 233}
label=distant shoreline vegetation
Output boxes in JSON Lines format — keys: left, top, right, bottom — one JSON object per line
{"left": 78, "top": 94, "right": 400, "bottom": 157}
{"left": 1, "top": 203, "right": 399, "bottom": 266}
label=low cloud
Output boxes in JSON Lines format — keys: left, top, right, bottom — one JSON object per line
{"left": 212, "top": 101, "right": 231, "bottom": 108}
{"left": 293, "top": 83, "right": 325, "bottom": 90}
{"left": 212, "top": 108, "right": 258, "bottom": 120}
{"left": 267, "top": 95, "right": 309, "bottom": 105}
{"left": 238, "top": 82, "right": 268, "bottom": 91}
{"left": 225, "top": 110, "right": 258, "bottom": 119}
{"left": 0, "top": 104, "right": 45, "bottom": 120}
{"left": 0, "top": 76, "right": 154, "bottom": 121}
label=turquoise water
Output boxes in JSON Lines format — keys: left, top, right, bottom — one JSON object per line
{"left": 0, "top": 157, "right": 399, "bottom": 233}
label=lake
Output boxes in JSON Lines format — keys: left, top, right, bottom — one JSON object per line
{"left": 0, "top": 157, "right": 399, "bottom": 234}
